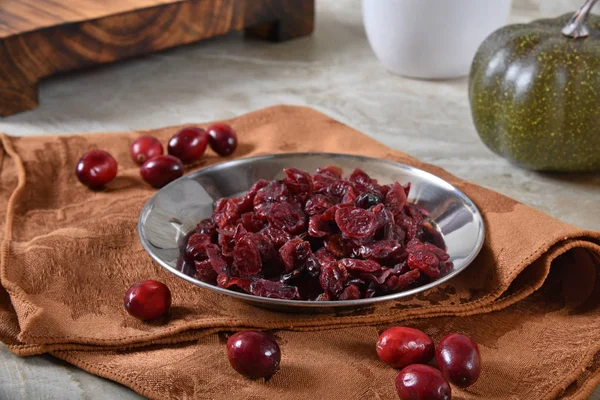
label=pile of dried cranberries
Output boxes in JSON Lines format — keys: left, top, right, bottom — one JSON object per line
{"left": 182, "top": 166, "right": 452, "bottom": 301}
{"left": 75, "top": 123, "right": 237, "bottom": 189}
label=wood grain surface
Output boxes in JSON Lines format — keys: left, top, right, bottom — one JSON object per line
{"left": 0, "top": 0, "right": 314, "bottom": 117}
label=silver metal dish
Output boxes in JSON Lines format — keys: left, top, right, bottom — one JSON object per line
{"left": 138, "top": 153, "right": 485, "bottom": 312}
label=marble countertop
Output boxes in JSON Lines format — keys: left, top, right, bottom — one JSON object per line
{"left": 0, "top": 0, "right": 598, "bottom": 398}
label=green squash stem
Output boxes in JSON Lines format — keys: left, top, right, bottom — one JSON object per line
{"left": 562, "top": 0, "right": 599, "bottom": 38}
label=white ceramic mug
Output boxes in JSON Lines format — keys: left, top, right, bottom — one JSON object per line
{"left": 363, "top": 0, "right": 513, "bottom": 79}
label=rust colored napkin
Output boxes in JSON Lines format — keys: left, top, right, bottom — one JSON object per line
{"left": 1, "top": 106, "right": 599, "bottom": 399}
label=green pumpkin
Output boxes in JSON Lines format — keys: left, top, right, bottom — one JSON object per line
{"left": 469, "top": 12, "right": 600, "bottom": 172}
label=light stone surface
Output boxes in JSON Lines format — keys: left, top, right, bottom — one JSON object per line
{"left": 0, "top": 0, "right": 598, "bottom": 398}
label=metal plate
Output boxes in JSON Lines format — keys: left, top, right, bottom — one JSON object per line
{"left": 138, "top": 153, "right": 485, "bottom": 312}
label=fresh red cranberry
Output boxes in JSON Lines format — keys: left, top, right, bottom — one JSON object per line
{"left": 130, "top": 135, "right": 163, "bottom": 165}
{"left": 226, "top": 331, "right": 281, "bottom": 379}
{"left": 207, "top": 123, "right": 238, "bottom": 156}
{"left": 395, "top": 364, "right": 451, "bottom": 400}
{"left": 140, "top": 155, "right": 184, "bottom": 188}
{"left": 167, "top": 127, "right": 208, "bottom": 163}
{"left": 123, "top": 280, "right": 171, "bottom": 320}
{"left": 436, "top": 333, "right": 481, "bottom": 388}
{"left": 76, "top": 150, "right": 118, "bottom": 188}
{"left": 377, "top": 327, "right": 435, "bottom": 369}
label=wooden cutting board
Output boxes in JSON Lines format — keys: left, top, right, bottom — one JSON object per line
{"left": 0, "top": 0, "right": 314, "bottom": 117}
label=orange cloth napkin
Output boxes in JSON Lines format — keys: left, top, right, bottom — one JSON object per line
{"left": 1, "top": 106, "right": 599, "bottom": 399}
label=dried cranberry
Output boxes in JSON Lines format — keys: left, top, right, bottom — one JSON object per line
{"left": 342, "top": 259, "right": 392, "bottom": 284}
{"left": 385, "top": 182, "right": 408, "bottom": 217}
{"left": 338, "top": 284, "right": 361, "bottom": 300}
{"left": 319, "top": 262, "right": 348, "bottom": 297}
{"left": 196, "top": 219, "right": 217, "bottom": 243}
{"left": 305, "top": 194, "right": 335, "bottom": 216}
{"left": 249, "top": 279, "right": 299, "bottom": 300}
{"left": 383, "top": 269, "right": 421, "bottom": 292}
{"left": 398, "top": 214, "right": 420, "bottom": 242}
{"left": 232, "top": 224, "right": 248, "bottom": 241}
{"left": 185, "top": 233, "right": 211, "bottom": 261}
{"left": 232, "top": 236, "right": 262, "bottom": 277}
{"left": 241, "top": 212, "right": 265, "bottom": 232}
{"left": 279, "top": 239, "right": 312, "bottom": 273}
{"left": 387, "top": 225, "right": 406, "bottom": 243}
{"left": 347, "top": 277, "right": 366, "bottom": 287}
{"left": 262, "top": 227, "right": 291, "bottom": 249}
{"left": 327, "top": 180, "right": 352, "bottom": 199}
{"left": 267, "top": 202, "right": 307, "bottom": 235}
{"left": 313, "top": 165, "right": 343, "bottom": 191}
{"left": 356, "top": 240, "right": 403, "bottom": 263}
{"left": 325, "top": 234, "right": 353, "bottom": 258}
{"left": 391, "top": 261, "right": 410, "bottom": 275}
{"left": 348, "top": 168, "right": 375, "bottom": 192}
{"left": 213, "top": 198, "right": 239, "bottom": 229}
{"left": 237, "top": 179, "right": 269, "bottom": 213}
{"left": 308, "top": 215, "right": 330, "bottom": 238}
{"left": 321, "top": 204, "right": 348, "bottom": 223}
{"left": 195, "top": 260, "right": 218, "bottom": 282}
{"left": 407, "top": 250, "right": 441, "bottom": 279}
{"left": 340, "top": 185, "right": 359, "bottom": 205}
{"left": 253, "top": 181, "right": 290, "bottom": 219}
{"left": 339, "top": 258, "right": 381, "bottom": 273}
{"left": 406, "top": 239, "right": 450, "bottom": 261}
{"left": 315, "top": 292, "right": 331, "bottom": 301}
{"left": 206, "top": 244, "right": 228, "bottom": 274}
{"left": 316, "top": 165, "right": 343, "bottom": 178}
{"left": 217, "top": 227, "right": 237, "bottom": 257}
{"left": 314, "top": 248, "right": 336, "bottom": 266}
{"left": 335, "top": 207, "right": 377, "bottom": 239}
{"left": 217, "top": 274, "right": 252, "bottom": 293}
{"left": 249, "top": 233, "right": 279, "bottom": 274}
{"left": 283, "top": 168, "right": 313, "bottom": 194}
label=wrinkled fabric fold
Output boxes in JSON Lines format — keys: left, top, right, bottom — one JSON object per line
{"left": 0, "top": 106, "right": 599, "bottom": 399}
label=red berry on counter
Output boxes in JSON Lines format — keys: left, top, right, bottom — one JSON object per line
{"left": 130, "top": 135, "right": 163, "bottom": 165}
{"left": 436, "top": 333, "right": 481, "bottom": 388}
{"left": 124, "top": 280, "right": 172, "bottom": 321}
{"left": 76, "top": 150, "right": 118, "bottom": 188}
{"left": 167, "top": 127, "right": 208, "bottom": 164}
{"left": 377, "top": 327, "right": 435, "bottom": 369}
{"left": 395, "top": 364, "right": 451, "bottom": 400}
{"left": 226, "top": 331, "right": 281, "bottom": 379}
{"left": 140, "top": 155, "right": 184, "bottom": 188}
{"left": 207, "top": 123, "right": 238, "bottom": 156}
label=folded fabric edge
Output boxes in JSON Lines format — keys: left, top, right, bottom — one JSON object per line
{"left": 0, "top": 134, "right": 31, "bottom": 342}
{"left": 10, "top": 237, "right": 600, "bottom": 351}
